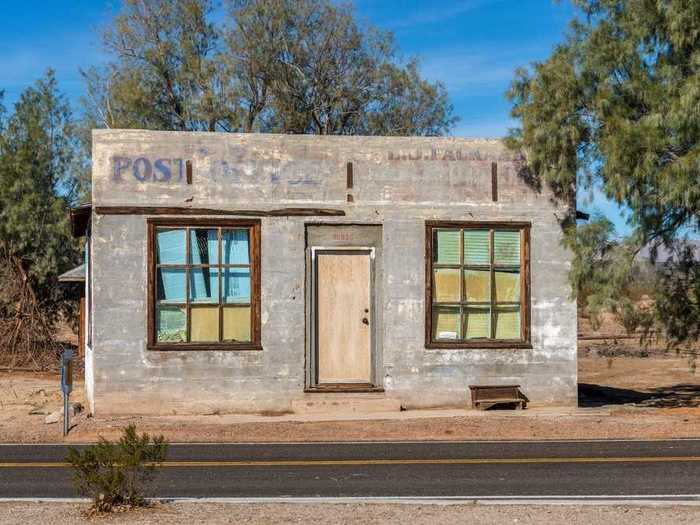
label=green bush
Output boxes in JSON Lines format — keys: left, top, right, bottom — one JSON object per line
{"left": 67, "top": 424, "right": 168, "bottom": 513}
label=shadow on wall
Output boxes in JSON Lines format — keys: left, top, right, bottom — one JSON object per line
{"left": 579, "top": 383, "right": 700, "bottom": 408}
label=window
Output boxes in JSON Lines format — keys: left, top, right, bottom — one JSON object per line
{"left": 147, "top": 219, "right": 261, "bottom": 350}
{"left": 425, "top": 221, "right": 530, "bottom": 349}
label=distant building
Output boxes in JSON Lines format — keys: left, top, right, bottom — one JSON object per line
{"left": 71, "top": 130, "right": 577, "bottom": 415}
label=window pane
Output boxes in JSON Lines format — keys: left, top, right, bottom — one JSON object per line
{"left": 156, "top": 229, "right": 186, "bottom": 264}
{"left": 223, "top": 267, "right": 251, "bottom": 303}
{"left": 494, "top": 230, "right": 520, "bottom": 266}
{"left": 433, "top": 229, "right": 460, "bottom": 264}
{"left": 189, "top": 267, "right": 219, "bottom": 303}
{"left": 433, "top": 306, "right": 461, "bottom": 340}
{"left": 465, "top": 306, "right": 490, "bottom": 339}
{"left": 464, "top": 269, "right": 490, "bottom": 302}
{"left": 190, "top": 229, "right": 218, "bottom": 265}
{"left": 495, "top": 306, "right": 521, "bottom": 339}
{"left": 223, "top": 306, "right": 251, "bottom": 342}
{"left": 191, "top": 306, "right": 219, "bottom": 342}
{"left": 223, "top": 229, "right": 250, "bottom": 265}
{"left": 156, "top": 305, "right": 186, "bottom": 342}
{"left": 433, "top": 268, "right": 460, "bottom": 302}
{"left": 157, "top": 268, "right": 186, "bottom": 303}
{"left": 464, "top": 229, "right": 490, "bottom": 265}
{"left": 495, "top": 269, "right": 520, "bottom": 302}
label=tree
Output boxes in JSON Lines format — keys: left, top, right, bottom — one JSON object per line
{"left": 507, "top": 0, "right": 700, "bottom": 346}
{"left": 82, "top": 0, "right": 232, "bottom": 131}
{"left": 83, "top": 0, "right": 457, "bottom": 135}
{"left": 0, "top": 71, "right": 82, "bottom": 367}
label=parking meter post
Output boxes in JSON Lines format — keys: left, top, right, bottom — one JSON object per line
{"left": 60, "top": 349, "right": 74, "bottom": 436}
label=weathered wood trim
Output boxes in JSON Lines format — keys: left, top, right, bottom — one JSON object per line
{"left": 96, "top": 206, "right": 345, "bottom": 217}
{"left": 491, "top": 162, "right": 498, "bottom": 202}
{"left": 147, "top": 342, "right": 263, "bottom": 352}
{"left": 425, "top": 340, "right": 533, "bottom": 350}
{"left": 185, "top": 160, "right": 193, "bottom": 185}
{"left": 425, "top": 220, "right": 531, "bottom": 229}
{"left": 522, "top": 226, "right": 532, "bottom": 345}
{"left": 70, "top": 204, "right": 92, "bottom": 238}
{"left": 424, "top": 222, "right": 434, "bottom": 348}
{"left": 146, "top": 221, "right": 156, "bottom": 349}
{"left": 304, "top": 383, "right": 384, "bottom": 393}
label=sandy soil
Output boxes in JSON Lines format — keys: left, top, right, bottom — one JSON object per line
{"left": 2, "top": 502, "right": 700, "bottom": 525}
{"left": 2, "top": 354, "right": 700, "bottom": 443}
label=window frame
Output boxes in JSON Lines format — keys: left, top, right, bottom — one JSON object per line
{"left": 147, "top": 218, "right": 262, "bottom": 351}
{"left": 424, "top": 220, "right": 531, "bottom": 349}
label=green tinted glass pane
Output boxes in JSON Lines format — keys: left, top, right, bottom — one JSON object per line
{"left": 465, "top": 306, "right": 490, "bottom": 339}
{"left": 433, "top": 229, "right": 460, "bottom": 264}
{"left": 189, "top": 267, "right": 219, "bottom": 303}
{"left": 495, "top": 306, "right": 521, "bottom": 339}
{"left": 433, "top": 306, "right": 461, "bottom": 340}
{"left": 156, "top": 228, "right": 186, "bottom": 264}
{"left": 464, "top": 269, "right": 491, "bottom": 302}
{"left": 434, "top": 268, "right": 460, "bottom": 302}
{"left": 495, "top": 269, "right": 520, "bottom": 302}
{"left": 464, "top": 230, "right": 490, "bottom": 265}
{"left": 494, "top": 230, "right": 520, "bottom": 266}
{"left": 156, "top": 305, "right": 186, "bottom": 342}
{"left": 190, "top": 229, "right": 218, "bottom": 265}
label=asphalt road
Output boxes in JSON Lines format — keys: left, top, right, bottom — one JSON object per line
{"left": 1, "top": 439, "right": 700, "bottom": 500}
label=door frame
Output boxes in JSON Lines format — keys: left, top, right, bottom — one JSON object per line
{"left": 306, "top": 246, "right": 380, "bottom": 391}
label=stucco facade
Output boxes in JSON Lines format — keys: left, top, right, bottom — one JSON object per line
{"left": 84, "top": 129, "right": 577, "bottom": 415}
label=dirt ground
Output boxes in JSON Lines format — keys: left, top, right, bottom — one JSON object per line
{"left": 2, "top": 352, "right": 700, "bottom": 443}
{"left": 1, "top": 502, "right": 700, "bottom": 525}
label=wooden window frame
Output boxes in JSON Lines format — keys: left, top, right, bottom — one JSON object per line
{"left": 424, "top": 221, "right": 531, "bottom": 350}
{"left": 147, "top": 218, "right": 262, "bottom": 351}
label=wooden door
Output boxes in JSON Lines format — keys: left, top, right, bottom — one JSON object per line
{"left": 316, "top": 251, "right": 372, "bottom": 384}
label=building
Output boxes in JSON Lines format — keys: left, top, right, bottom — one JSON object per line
{"left": 73, "top": 130, "right": 577, "bottom": 415}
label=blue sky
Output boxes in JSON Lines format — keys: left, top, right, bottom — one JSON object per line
{"left": 0, "top": 0, "right": 629, "bottom": 232}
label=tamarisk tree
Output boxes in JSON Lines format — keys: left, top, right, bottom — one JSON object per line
{"left": 82, "top": 0, "right": 457, "bottom": 135}
{"left": 507, "top": 0, "right": 700, "bottom": 348}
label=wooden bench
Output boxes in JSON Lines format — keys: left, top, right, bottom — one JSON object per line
{"left": 469, "top": 384, "right": 529, "bottom": 410}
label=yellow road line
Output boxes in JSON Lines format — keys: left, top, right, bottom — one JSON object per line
{"left": 2, "top": 456, "right": 700, "bottom": 468}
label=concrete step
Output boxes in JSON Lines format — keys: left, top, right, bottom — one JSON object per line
{"left": 291, "top": 393, "right": 402, "bottom": 414}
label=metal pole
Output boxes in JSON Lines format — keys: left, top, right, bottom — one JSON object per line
{"left": 63, "top": 390, "right": 69, "bottom": 437}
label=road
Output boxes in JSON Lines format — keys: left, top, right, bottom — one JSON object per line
{"left": 1, "top": 439, "right": 700, "bottom": 500}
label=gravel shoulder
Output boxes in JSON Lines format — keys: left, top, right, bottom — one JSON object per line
{"left": 2, "top": 355, "right": 700, "bottom": 443}
{"left": 2, "top": 502, "right": 700, "bottom": 525}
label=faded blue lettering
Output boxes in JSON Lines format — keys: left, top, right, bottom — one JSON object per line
{"left": 133, "top": 157, "right": 152, "bottom": 181}
{"left": 154, "top": 158, "right": 172, "bottom": 182}
{"left": 113, "top": 157, "right": 131, "bottom": 181}
{"left": 177, "top": 158, "right": 184, "bottom": 182}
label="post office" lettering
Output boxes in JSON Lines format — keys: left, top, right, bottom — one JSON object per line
{"left": 112, "top": 156, "right": 186, "bottom": 183}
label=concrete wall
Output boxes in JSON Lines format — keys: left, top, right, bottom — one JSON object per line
{"left": 89, "top": 130, "right": 576, "bottom": 415}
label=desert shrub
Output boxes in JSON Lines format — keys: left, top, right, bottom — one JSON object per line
{"left": 67, "top": 424, "right": 168, "bottom": 513}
